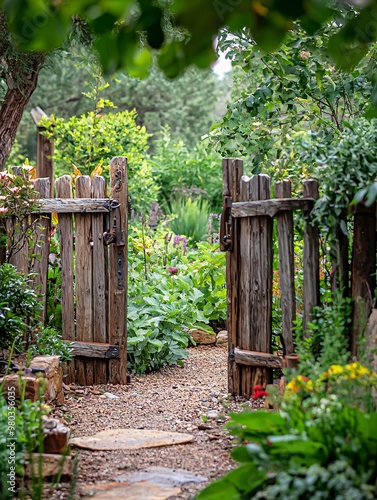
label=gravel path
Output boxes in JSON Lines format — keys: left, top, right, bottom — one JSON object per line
{"left": 54, "top": 345, "right": 263, "bottom": 499}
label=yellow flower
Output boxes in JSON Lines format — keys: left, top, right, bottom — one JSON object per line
{"left": 306, "top": 380, "right": 314, "bottom": 391}
{"left": 328, "top": 365, "right": 343, "bottom": 376}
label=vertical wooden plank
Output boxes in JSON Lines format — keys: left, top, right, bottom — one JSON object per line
{"left": 223, "top": 158, "right": 244, "bottom": 396}
{"left": 351, "top": 204, "right": 376, "bottom": 356}
{"left": 241, "top": 174, "right": 273, "bottom": 395}
{"left": 31, "top": 107, "right": 54, "bottom": 197}
{"left": 31, "top": 178, "right": 51, "bottom": 323}
{"left": 274, "top": 180, "right": 295, "bottom": 355}
{"left": 303, "top": 179, "right": 320, "bottom": 335}
{"left": 109, "top": 157, "right": 128, "bottom": 384}
{"left": 8, "top": 167, "right": 28, "bottom": 273}
{"left": 55, "top": 176, "right": 75, "bottom": 383}
{"left": 75, "top": 176, "right": 93, "bottom": 386}
{"left": 91, "top": 175, "right": 108, "bottom": 384}
{"left": 331, "top": 215, "right": 349, "bottom": 296}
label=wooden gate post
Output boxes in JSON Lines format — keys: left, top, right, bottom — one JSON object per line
{"left": 222, "top": 159, "right": 244, "bottom": 396}
{"left": 30, "top": 107, "right": 54, "bottom": 197}
{"left": 109, "top": 157, "right": 128, "bottom": 384}
{"left": 239, "top": 174, "right": 273, "bottom": 394}
{"left": 303, "top": 179, "right": 320, "bottom": 335}
{"left": 275, "top": 180, "right": 295, "bottom": 355}
{"left": 351, "top": 203, "right": 376, "bottom": 356}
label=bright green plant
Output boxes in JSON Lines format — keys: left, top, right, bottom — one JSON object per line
{"left": 198, "top": 363, "right": 377, "bottom": 499}
{"left": 167, "top": 197, "right": 210, "bottom": 245}
{"left": 293, "top": 288, "right": 352, "bottom": 378}
{"left": 30, "top": 327, "right": 73, "bottom": 365}
{"left": 127, "top": 222, "right": 226, "bottom": 373}
{"left": 0, "top": 264, "right": 40, "bottom": 351}
{"left": 150, "top": 130, "right": 222, "bottom": 212}
{"left": 42, "top": 81, "right": 159, "bottom": 214}
{"left": 0, "top": 377, "right": 50, "bottom": 499}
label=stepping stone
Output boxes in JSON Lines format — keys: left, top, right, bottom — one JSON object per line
{"left": 116, "top": 466, "right": 207, "bottom": 486}
{"left": 81, "top": 480, "right": 180, "bottom": 499}
{"left": 70, "top": 429, "right": 194, "bottom": 451}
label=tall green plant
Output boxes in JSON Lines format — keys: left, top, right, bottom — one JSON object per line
{"left": 167, "top": 197, "right": 210, "bottom": 245}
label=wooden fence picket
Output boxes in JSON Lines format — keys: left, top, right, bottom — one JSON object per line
{"left": 55, "top": 175, "right": 75, "bottom": 382}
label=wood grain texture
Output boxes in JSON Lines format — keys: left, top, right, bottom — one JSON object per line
{"left": 37, "top": 198, "right": 113, "bottom": 213}
{"left": 31, "top": 178, "right": 51, "bottom": 323}
{"left": 223, "top": 158, "right": 244, "bottom": 396}
{"left": 91, "top": 175, "right": 108, "bottom": 384}
{"left": 35, "top": 126, "right": 54, "bottom": 198}
{"left": 274, "top": 181, "right": 295, "bottom": 355}
{"left": 351, "top": 204, "right": 376, "bottom": 356}
{"left": 8, "top": 167, "right": 28, "bottom": 274}
{"left": 55, "top": 175, "right": 75, "bottom": 383}
{"left": 234, "top": 348, "right": 283, "bottom": 368}
{"left": 303, "top": 179, "right": 320, "bottom": 335}
{"left": 63, "top": 341, "right": 119, "bottom": 359}
{"left": 231, "top": 198, "right": 314, "bottom": 218}
{"left": 240, "top": 174, "right": 273, "bottom": 396}
{"left": 109, "top": 157, "right": 128, "bottom": 384}
{"left": 75, "top": 176, "right": 93, "bottom": 385}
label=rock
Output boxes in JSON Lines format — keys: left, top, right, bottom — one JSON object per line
{"left": 206, "top": 410, "right": 220, "bottom": 420}
{"left": 70, "top": 429, "right": 194, "bottom": 451}
{"left": 102, "top": 392, "right": 120, "bottom": 400}
{"left": 116, "top": 466, "right": 207, "bottom": 486}
{"left": 80, "top": 480, "right": 181, "bottom": 499}
{"left": 42, "top": 416, "right": 70, "bottom": 454}
{"left": 189, "top": 329, "right": 216, "bottom": 345}
{"left": 25, "top": 453, "right": 72, "bottom": 478}
{"left": 216, "top": 331, "right": 228, "bottom": 346}
{"left": 0, "top": 355, "right": 64, "bottom": 405}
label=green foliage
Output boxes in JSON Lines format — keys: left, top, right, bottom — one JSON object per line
{"left": 3, "top": 0, "right": 377, "bottom": 86}
{"left": 128, "top": 222, "right": 226, "bottom": 373}
{"left": 0, "top": 380, "right": 50, "bottom": 499}
{"left": 310, "top": 119, "right": 377, "bottom": 240}
{"left": 43, "top": 88, "right": 158, "bottom": 214}
{"left": 150, "top": 130, "right": 222, "bottom": 212}
{"left": 30, "top": 327, "right": 73, "bottom": 365}
{"left": 167, "top": 197, "right": 210, "bottom": 246}
{"left": 294, "top": 289, "right": 352, "bottom": 378}
{"left": 208, "top": 23, "right": 375, "bottom": 177}
{"left": 0, "top": 264, "right": 40, "bottom": 350}
{"left": 198, "top": 363, "right": 377, "bottom": 499}
{"left": 0, "top": 169, "right": 40, "bottom": 261}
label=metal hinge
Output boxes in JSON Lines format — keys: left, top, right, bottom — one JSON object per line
{"left": 220, "top": 196, "right": 233, "bottom": 252}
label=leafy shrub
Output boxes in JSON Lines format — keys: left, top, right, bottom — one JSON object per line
{"left": 0, "top": 382, "right": 50, "bottom": 499}
{"left": 198, "top": 363, "right": 377, "bottom": 499}
{"left": 0, "top": 169, "right": 40, "bottom": 261}
{"left": 0, "top": 264, "right": 40, "bottom": 350}
{"left": 167, "top": 197, "right": 210, "bottom": 245}
{"left": 30, "top": 327, "right": 73, "bottom": 365}
{"left": 293, "top": 288, "right": 352, "bottom": 378}
{"left": 150, "top": 129, "right": 222, "bottom": 212}
{"left": 128, "top": 223, "right": 226, "bottom": 373}
{"left": 43, "top": 103, "right": 159, "bottom": 214}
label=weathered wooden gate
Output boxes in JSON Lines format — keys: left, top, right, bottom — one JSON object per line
{"left": 6, "top": 157, "right": 128, "bottom": 385}
{"left": 220, "top": 159, "right": 377, "bottom": 398}
{"left": 220, "top": 159, "right": 319, "bottom": 398}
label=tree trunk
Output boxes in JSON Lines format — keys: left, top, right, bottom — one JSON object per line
{"left": 0, "top": 53, "right": 44, "bottom": 169}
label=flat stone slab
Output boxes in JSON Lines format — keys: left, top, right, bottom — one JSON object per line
{"left": 70, "top": 429, "right": 194, "bottom": 451}
{"left": 81, "top": 480, "right": 181, "bottom": 499}
{"left": 116, "top": 466, "right": 207, "bottom": 486}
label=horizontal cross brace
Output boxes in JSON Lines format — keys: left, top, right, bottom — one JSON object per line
{"left": 62, "top": 341, "right": 120, "bottom": 359}
{"left": 35, "top": 198, "right": 120, "bottom": 214}
{"left": 231, "top": 197, "right": 315, "bottom": 219}
{"left": 234, "top": 348, "right": 283, "bottom": 369}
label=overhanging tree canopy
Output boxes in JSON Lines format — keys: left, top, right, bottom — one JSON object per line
{"left": 1, "top": 0, "right": 377, "bottom": 75}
